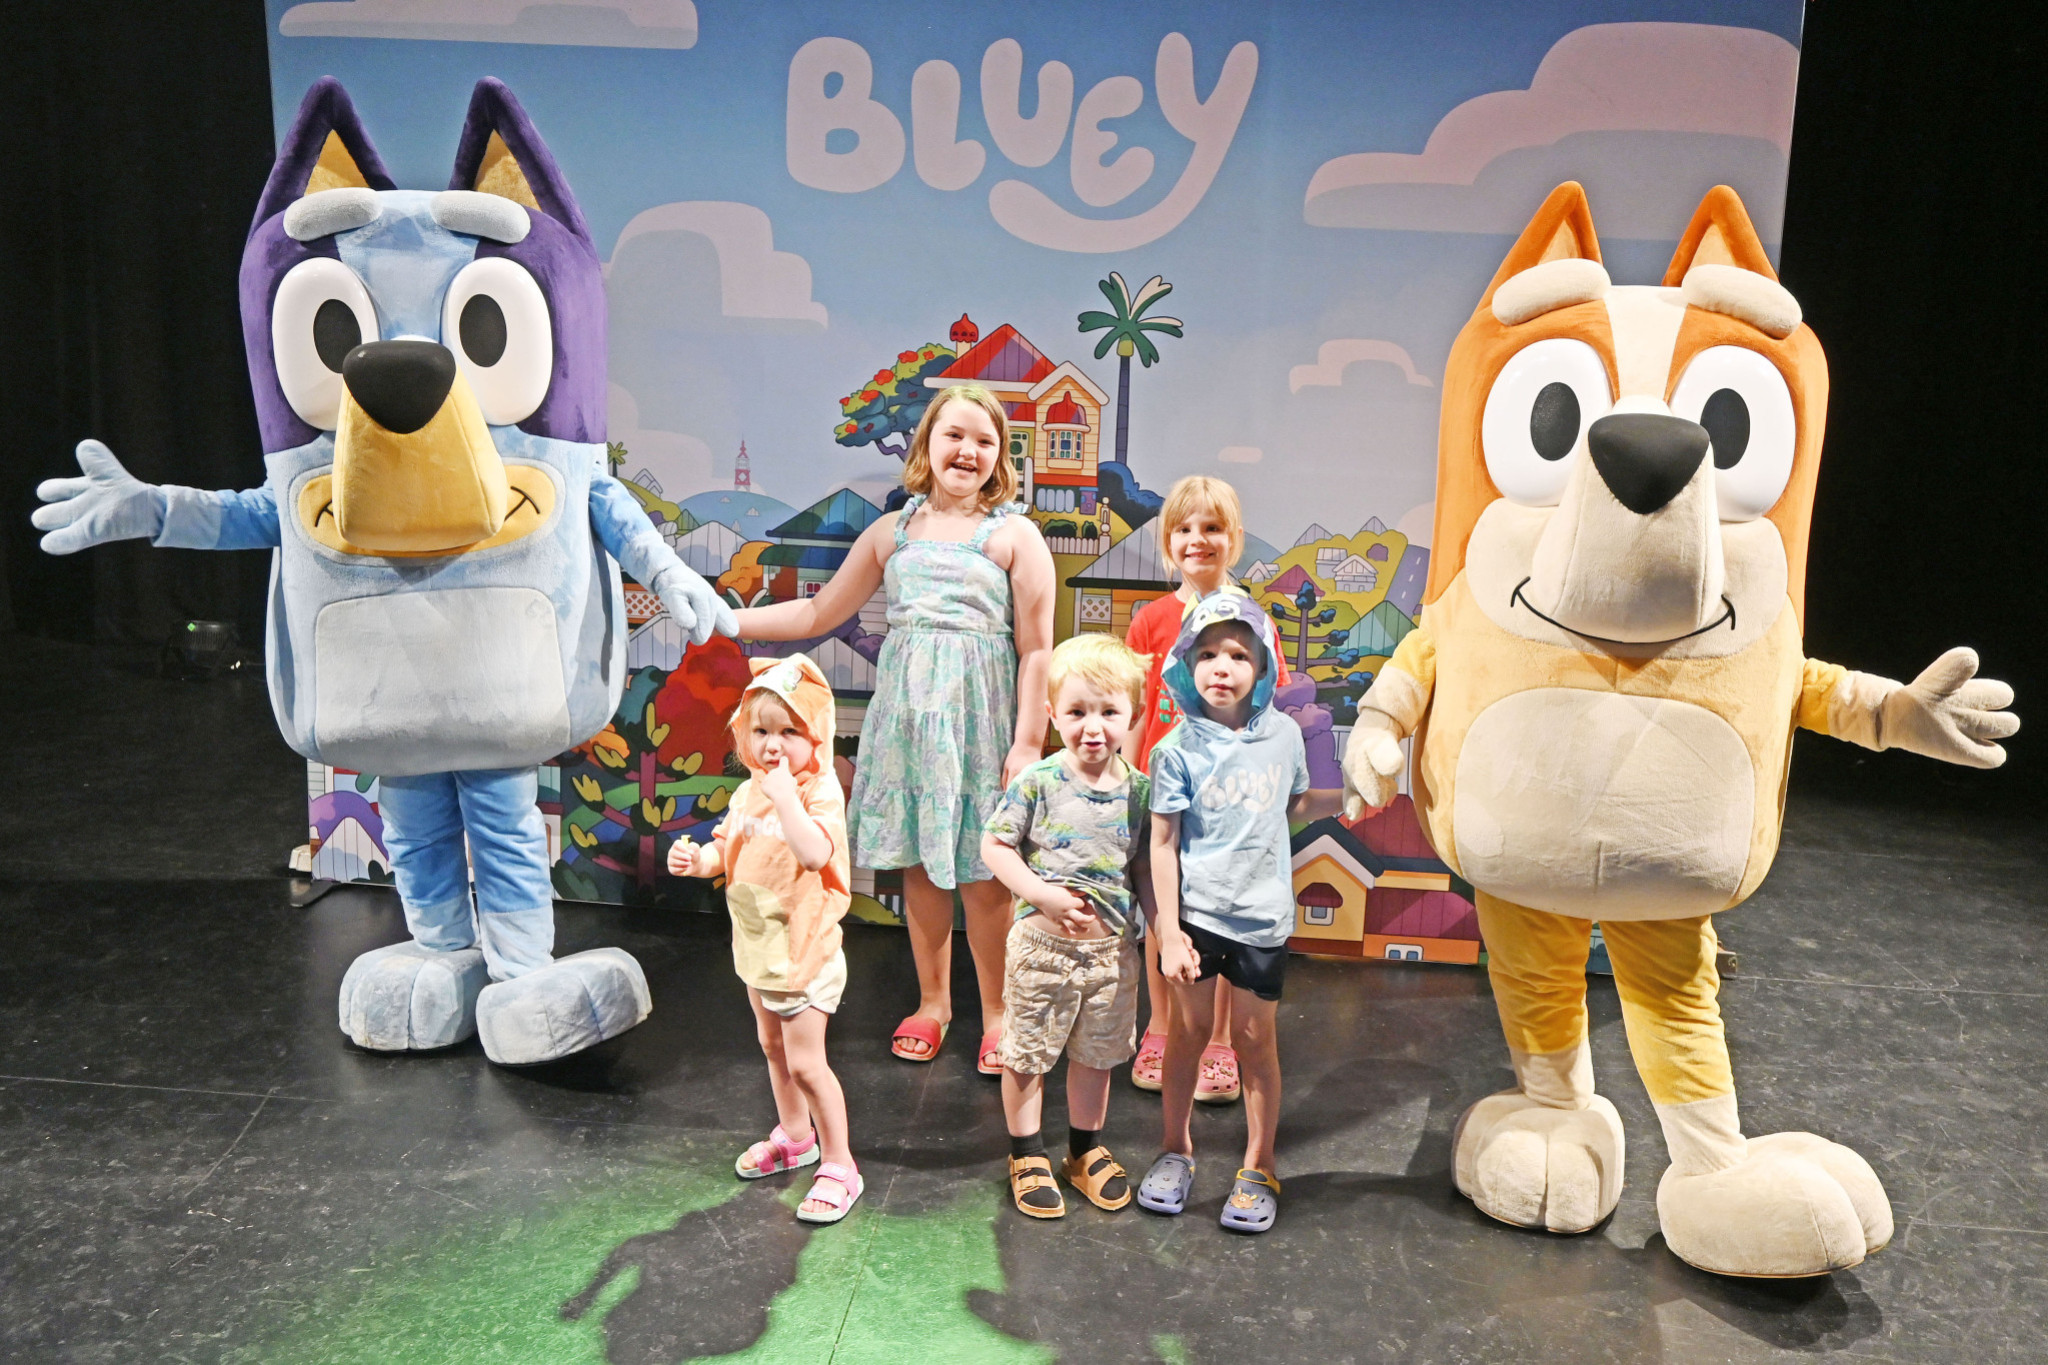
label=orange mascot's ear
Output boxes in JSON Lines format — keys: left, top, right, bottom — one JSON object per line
{"left": 1662, "top": 184, "right": 1777, "bottom": 284}
{"left": 1475, "top": 182, "right": 1602, "bottom": 317}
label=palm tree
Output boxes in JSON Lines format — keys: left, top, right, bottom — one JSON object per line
{"left": 1078, "top": 272, "right": 1183, "bottom": 465}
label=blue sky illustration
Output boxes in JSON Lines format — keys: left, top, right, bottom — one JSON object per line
{"left": 265, "top": 0, "right": 1803, "bottom": 547}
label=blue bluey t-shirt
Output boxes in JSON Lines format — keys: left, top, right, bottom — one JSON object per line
{"left": 1149, "top": 708, "right": 1309, "bottom": 948}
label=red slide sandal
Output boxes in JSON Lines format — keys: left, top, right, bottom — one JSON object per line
{"left": 890, "top": 1015, "right": 946, "bottom": 1062}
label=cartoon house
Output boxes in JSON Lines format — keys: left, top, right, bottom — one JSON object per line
{"left": 1330, "top": 553, "right": 1378, "bottom": 594}
{"left": 760, "top": 488, "right": 883, "bottom": 601}
{"left": 927, "top": 316, "right": 1113, "bottom": 554}
{"left": 1066, "top": 523, "right": 1174, "bottom": 638}
{"left": 673, "top": 518, "right": 744, "bottom": 577}
{"left": 1288, "top": 794, "right": 1479, "bottom": 964}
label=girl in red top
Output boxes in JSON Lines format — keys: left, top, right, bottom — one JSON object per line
{"left": 1121, "top": 476, "right": 1291, "bottom": 1103}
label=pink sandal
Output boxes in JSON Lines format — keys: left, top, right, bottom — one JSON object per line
{"left": 1129, "top": 1029, "right": 1166, "bottom": 1092}
{"left": 1196, "top": 1043, "right": 1242, "bottom": 1104}
{"left": 736, "top": 1122, "right": 820, "bottom": 1179}
{"left": 796, "top": 1161, "right": 863, "bottom": 1224}
{"left": 977, "top": 1029, "right": 1004, "bottom": 1077}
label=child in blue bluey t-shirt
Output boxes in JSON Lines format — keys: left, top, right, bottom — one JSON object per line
{"left": 1137, "top": 590, "right": 1342, "bottom": 1234}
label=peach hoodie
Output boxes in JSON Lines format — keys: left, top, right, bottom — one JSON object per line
{"left": 714, "top": 654, "right": 851, "bottom": 996}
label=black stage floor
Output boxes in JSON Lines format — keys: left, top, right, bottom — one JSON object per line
{"left": 3, "top": 635, "right": 2044, "bottom": 1363}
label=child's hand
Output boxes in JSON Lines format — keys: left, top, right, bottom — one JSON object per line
{"left": 1158, "top": 928, "right": 1200, "bottom": 984}
{"left": 667, "top": 837, "right": 705, "bottom": 877}
{"left": 1046, "top": 890, "right": 1099, "bottom": 937}
{"left": 1002, "top": 740, "right": 1043, "bottom": 790}
{"left": 1030, "top": 883, "right": 1091, "bottom": 930}
{"left": 757, "top": 755, "right": 799, "bottom": 806}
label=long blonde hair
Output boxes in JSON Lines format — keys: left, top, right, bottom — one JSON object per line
{"left": 902, "top": 384, "right": 1018, "bottom": 512}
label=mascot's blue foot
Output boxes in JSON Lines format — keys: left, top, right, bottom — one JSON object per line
{"left": 474, "top": 948, "right": 652, "bottom": 1065}
{"left": 338, "top": 942, "right": 489, "bottom": 1051}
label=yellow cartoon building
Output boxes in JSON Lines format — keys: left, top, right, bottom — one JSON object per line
{"left": 929, "top": 316, "right": 1132, "bottom": 635}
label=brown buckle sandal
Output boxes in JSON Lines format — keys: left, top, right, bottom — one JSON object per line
{"left": 1062, "top": 1145, "right": 1133, "bottom": 1212}
{"left": 1008, "top": 1154, "right": 1066, "bottom": 1218}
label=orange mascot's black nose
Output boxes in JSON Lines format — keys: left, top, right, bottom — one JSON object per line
{"left": 1587, "top": 413, "right": 1710, "bottom": 515}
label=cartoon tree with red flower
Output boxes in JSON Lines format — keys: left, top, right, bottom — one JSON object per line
{"left": 833, "top": 342, "right": 957, "bottom": 459}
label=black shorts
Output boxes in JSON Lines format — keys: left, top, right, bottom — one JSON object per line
{"left": 1181, "top": 920, "right": 1287, "bottom": 1001}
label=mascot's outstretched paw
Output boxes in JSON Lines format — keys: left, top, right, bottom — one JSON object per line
{"left": 1658, "top": 1132, "right": 1892, "bottom": 1278}
{"left": 1454, "top": 1090, "right": 1626, "bottom": 1233}
{"left": 474, "top": 948, "right": 652, "bottom": 1065}
{"left": 338, "top": 942, "right": 489, "bottom": 1051}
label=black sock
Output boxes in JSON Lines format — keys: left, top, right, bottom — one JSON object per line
{"left": 1009, "top": 1132, "right": 1061, "bottom": 1210}
{"left": 1067, "top": 1128, "right": 1127, "bottom": 1202}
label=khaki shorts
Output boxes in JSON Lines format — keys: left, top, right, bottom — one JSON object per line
{"left": 754, "top": 947, "right": 847, "bottom": 1018}
{"left": 998, "top": 920, "right": 1141, "bottom": 1075}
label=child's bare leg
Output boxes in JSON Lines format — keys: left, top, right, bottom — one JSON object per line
{"left": 1228, "top": 986, "right": 1281, "bottom": 1174}
{"left": 898, "top": 866, "right": 954, "bottom": 1052}
{"left": 777, "top": 1007, "right": 852, "bottom": 1215}
{"left": 1002, "top": 1067, "right": 1045, "bottom": 1137}
{"left": 958, "top": 878, "right": 1012, "bottom": 1036}
{"left": 749, "top": 990, "right": 812, "bottom": 1139}
{"left": 1160, "top": 977, "right": 1215, "bottom": 1157}
{"left": 1142, "top": 932, "right": 1170, "bottom": 1037}
{"left": 1209, "top": 981, "right": 1234, "bottom": 1048}
{"left": 1066, "top": 1062, "right": 1112, "bottom": 1132}
{"left": 777, "top": 1007, "right": 848, "bottom": 1163}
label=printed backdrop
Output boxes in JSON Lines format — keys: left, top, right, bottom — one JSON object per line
{"left": 270, "top": 0, "right": 1804, "bottom": 954}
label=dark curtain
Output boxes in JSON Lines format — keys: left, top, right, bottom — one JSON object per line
{"left": 1779, "top": 0, "right": 2047, "bottom": 807}
{"left": 0, "top": 0, "right": 275, "bottom": 644}
{"left": 1, "top": 1, "right": 2041, "bottom": 801}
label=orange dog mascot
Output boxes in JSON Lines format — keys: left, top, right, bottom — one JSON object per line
{"left": 1344, "top": 183, "right": 2017, "bottom": 1277}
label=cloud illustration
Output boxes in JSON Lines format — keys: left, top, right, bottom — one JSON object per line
{"left": 1304, "top": 23, "right": 1798, "bottom": 240}
{"left": 279, "top": 0, "right": 697, "bottom": 49}
{"left": 1290, "top": 340, "right": 1434, "bottom": 393}
{"left": 608, "top": 384, "right": 714, "bottom": 496}
{"left": 607, "top": 202, "right": 827, "bottom": 327}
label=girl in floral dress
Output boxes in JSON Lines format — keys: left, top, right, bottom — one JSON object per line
{"left": 734, "top": 385, "right": 1055, "bottom": 1073}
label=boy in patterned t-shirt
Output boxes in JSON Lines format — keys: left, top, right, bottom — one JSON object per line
{"left": 981, "top": 633, "right": 1154, "bottom": 1220}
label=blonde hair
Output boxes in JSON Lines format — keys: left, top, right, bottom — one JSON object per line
{"left": 902, "top": 384, "right": 1018, "bottom": 512}
{"left": 1047, "top": 632, "right": 1147, "bottom": 711}
{"left": 1156, "top": 475, "right": 1246, "bottom": 574}
{"left": 729, "top": 687, "right": 811, "bottom": 765}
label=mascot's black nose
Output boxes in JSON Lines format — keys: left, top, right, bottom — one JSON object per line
{"left": 342, "top": 341, "right": 457, "bottom": 435}
{"left": 1587, "top": 413, "right": 1710, "bottom": 515}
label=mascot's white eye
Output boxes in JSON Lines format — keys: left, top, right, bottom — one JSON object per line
{"left": 441, "top": 257, "right": 553, "bottom": 426}
{"left": 1481, "top": 337, "right": 1612, "bottom": 506}
{"left": 1669, "top": 346, "right": 1796, "bottom": 521}
{"left": 271, "top": 257, "right": 378, "bottom": 431}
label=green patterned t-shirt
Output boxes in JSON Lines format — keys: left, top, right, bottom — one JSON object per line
{"left": 984, "top": 754, "right": 1151, "bottom": 939}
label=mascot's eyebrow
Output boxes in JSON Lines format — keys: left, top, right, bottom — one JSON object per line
{"left": 284, "top": 187, "right": 381, "bottom": 241}
{"left": 431, "top": 190, "right": 531, "bottom": 243}
{"left": 1680, "top": 264, "right": 1802, "bottom": 339}
{"left": 1492, "top": 258, "right": 1610, "bottom": 327}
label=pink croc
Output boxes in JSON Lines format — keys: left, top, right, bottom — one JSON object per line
{"left": 796, "top": 1161, "right": 863, "bottom": 1224}
{"left": 1130, "top": 1029, "right": 1166, "bottom": 1092}
{"left": 736, "top": 1123, "right": 820, "bottom": 1179}
{"left": 1195, "top": 1043, "right": 1242, "bottom": 1104}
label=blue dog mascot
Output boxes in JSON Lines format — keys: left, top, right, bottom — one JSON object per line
{"left": 33, "top": 78, "right": 735, "bottom": 1065}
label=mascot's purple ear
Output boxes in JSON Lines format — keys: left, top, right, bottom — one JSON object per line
{"left": 250, "top": 77, "right": 396, "bottom": 234}
{"left": 448, "top": 79, "right": 594, "bottom": 247}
